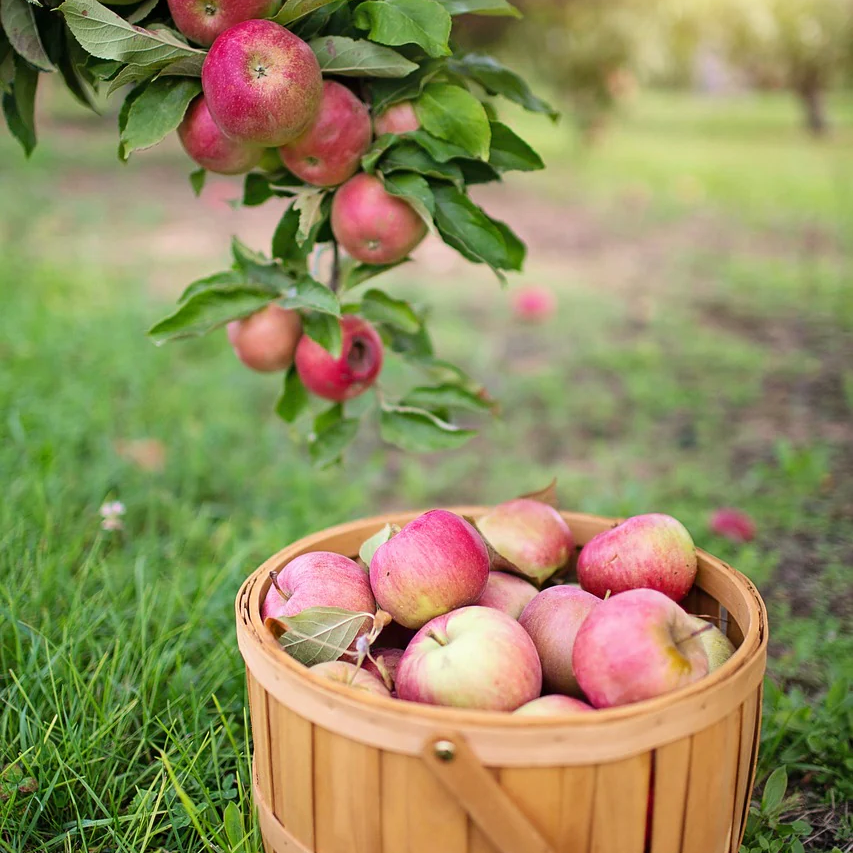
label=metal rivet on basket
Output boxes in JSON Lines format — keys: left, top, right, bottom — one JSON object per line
{"left": 434, "top": 740, "right": 456, "bottom": 762}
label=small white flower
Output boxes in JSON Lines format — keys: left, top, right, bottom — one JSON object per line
{"left": 99, "top": 501, "right": 126, "bottom": 531}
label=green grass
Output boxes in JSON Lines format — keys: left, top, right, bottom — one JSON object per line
{"left": 2, "top": 89, "right": 852, "bottom": 851}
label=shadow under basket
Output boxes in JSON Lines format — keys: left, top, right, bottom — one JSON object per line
{"left": 235, "top": 509, "right": 769, "bottom": 853}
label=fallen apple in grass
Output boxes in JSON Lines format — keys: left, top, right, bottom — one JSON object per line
{"left": 572, "top": 589, "right": 709, "bottom": 708}
{"left": 167, "top": 0, "right": 280, "bottom": 47}
{"left": 227, "top": 304, "right": 302, "bottom": 373}
{"left": 369, "top": 511, "right": 489, "bottom": 629}
{"left": 577, "top": 513, "right": 698, "bottom": 603}
{"left": 310, "top": 661, "right": 391, "bottom": 698}
{"left": 294, "top": 315, "right": 383, "bottom": 401}
{"left": 710, "top": 508, "right": 756, "bottom": 543}
{"left": 511, "top": 286, "right": 557, "bottom": 323}
{"left": 279, "top": 81, "right": 372, "bottom": 187}
{"left": 396, "top": 606, "right": 542, "bottom": 711}
{"left": 519, "top": 586, "right": 600, "bottom": 696}
{"left": 179, "top": 95, "right": 263, "bottom": 175}
{"left": 202, "top": 20, "right": 322, "bottom": 147}
{"left": 477, "top": 498, "right": 575, "bottom": 585}
{"left": 477, "top": 571, "right": 538, "bottom": 620}
{"left": 513, "top": 695, "right": 593, "bottom": 716}
{"left": 688, "top": 616, "right": 735, "bottom": 671}
{"left": 260, "top": 552, "right": 376, "bottom": 632}
{"left": 331, "top": 173, "right": 427, "bottom": 265}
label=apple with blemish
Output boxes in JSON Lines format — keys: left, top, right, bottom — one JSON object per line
{"left": 331, "top": 173, "right": 427, "bottom": 264}
{"left": 577, "top": 513, "right": 698, "bottom": 602}
{"left": 518, "top": 586, "right": 600, "bottom": 696}
{"left": 513, "top": 695, "right": 594, "bottom": 716}
{"left": 202, "top": 20, "right": 322, "bottom": 147}
{"left": 477, "top": 571, "right": 538, "bottom": 620}
{"left": 167, "top": 0, "right": 281, "bottom": 47}
{"left": 280, "top": 81, "right": 372, "bottom": 187}
{"left": 310, "top": 661, "right": 391, "bottom": 698}
{"left": 396, "top": 606, "right": 542, "bottom": 711}
{"left": 374, "top": 101, "right": 420, "bottom": 136}
{"left": 477, "top": 498, "right": 575, "bottom": 585}
{"left": 572, "top": 589, "right": 709, "bottom": 708}
{"left": 369, "top": 510, "right": 489, "bottom": 629}
{"left": 294, "top": 315, "right": 383, "bottom": 401}
{"left": 226, "top": 304, "right": 302, "bottom": 372}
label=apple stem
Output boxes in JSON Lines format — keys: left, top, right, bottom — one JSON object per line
{"left": 269, "top": 571, "right": 292, "bottom": 601}
{"left": 603, "top": 589, "right": 612, "bottom": 601}
{"left": 694, "top": 613, "right": 724, "bottom": 624}
{"left": 426, "top": 629, "right": 448, "bottom": 647}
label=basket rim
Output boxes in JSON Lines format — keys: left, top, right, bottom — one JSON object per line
{"left": 236, "top": 507, "right": 768, "bottom": 732}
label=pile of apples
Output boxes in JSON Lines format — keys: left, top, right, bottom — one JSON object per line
{"left": 261, "top": 496, "right": 737, "bottom": 714}
{"left": 166, "top": 3, "right": 431, "bottom": 396}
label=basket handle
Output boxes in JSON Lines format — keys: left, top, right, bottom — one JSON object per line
{"left": 421, "top": 733, "right": 556, "bottom": 853}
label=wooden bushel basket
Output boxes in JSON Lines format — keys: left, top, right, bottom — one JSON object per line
{"left": 236, "top": 510, "right": 769, "bottom": 853}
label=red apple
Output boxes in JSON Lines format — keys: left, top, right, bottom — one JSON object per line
{"left": 572, "top": 589, "right": 709, "bottom": 708}
{"left": 361, "top": 647, "right": 404, "bottom": 690}
{"left": 260, "top": 552, "right": 376, "bottom": 637}
{"left": 331, "top": 173, "right": 427, "bottom": 264}
{"left": 477, "top": 571, "right": 538, "bottom": 620}
{"left": 513, "top": 695, "right": 594, "bottom": 716}
{"left": 511, "top": 286, "right": 557, "bottom": 323}
{"left": 477, "top": 499, "right": 575, "bottom": 585}
{"left": 396, "top": 606, "right": 542, "bottom": 711}
{"left": 226, "top": 304, "right": 302, "bottom": 372}
{"left": 710, "top": 508, "right": 756, "bottom": 543}
{"left": 294, "top": 315, "right": 383, "bottom": 401}
{"left": 369, "top": 510, "right": 489, "bottom": 630}
{"left": 279, "top": 81, "right": 372, "bottom": 187}
{"left": 577, "top": 514, "right": 698, "bottom": 603}
{"left": 167, "top": 0, "right": 280, "bottom": 48}
{"left": 178, "top": 95, "right": 263, "bottom": 174}
{"left": 374, "top": 101, "right": 420, "bottom": 136}
{"left": 310, "top": 661, "right": 391, "bottom": 698}
{"left": 518, "top": 586, "right": 600, "bottom": 696}
{"left": 202, "top": 20, "right": 322, "bottom": 147}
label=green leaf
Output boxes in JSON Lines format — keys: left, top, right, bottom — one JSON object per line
{"left": 127, "top": 0, "right": 160, "bottom": 24}
{"left": 310, "top": 415, "right": 361, "bottom": 468}
{"left": 369, "top": 58, "right": 441, "bottom": 113}
{"left": 448, "top": 54, "right": 558, "bottom": 121}
{"left": 2, "top": 57, "right": 37, "bottom": 156}
{"left": 407, "top": 129, "right": 470, "bottom": 163}
{"left": 275, "top": 367, "right": 310, "bottom": 424}
{"left": 435, "top": 0, "right": 520, "bottom": 16}
{"left": 361, "top": 132, "right": 399, "bottom": 174}
{"left": 761, "top": 767, "right": 788, "bottom": 814}
{"left": 58, "top": 33, "right": 101, "bottom": 113}
{"left": 302, "top": 312, "right": 342, "bottom": 358}
{"left": 241, "top": 172, "right": 274, "bottom": 207}
{"left": 403, "top": 384, "right": 493, "bottom": 413}
{"left": 309, "top": 36, "right": 417, "bottom": 77}
{"left": 380, "top": 406, "right": 475, "bottom": 452}
{"left": 382, "top": 172, "right": 435, "bottom": 231}
{"left": 1, "top": 0, "right": 56, "bottom": 72}
{"left": 222, "top": 802, "right": 243, "bottom": 850}
{"left": 275, "top": 606, "right": 370, "bottom": 665}
{"left": 359, "top": 289, "right": 420, "bottom": 333}
{"left": 106, "top": 63, "right": 157, "bottom": 95}
{"left": 281, "top": 275, "right": 340, "bottom": 316}
{"left": 290, "top": 0, "right": 348, "bottom": 39}
{"left": 272, "top": 204, "right": 310, "bottom": 266}
{"left": 275, "top": 0, "right": 341, "bottom": 25}
{"left": 488, "top": 121, "right": 543, "bottom": 172}
{"left": 293, "top": 188, "right": 328, "bottom": 246}
{"left": 178, "top": 269, "right": 245, "bottom": 303}
{"left": 380, "top": 142, "right": 464, "bottom": 186}
{"left": 148, "top": 288, "right": 276, "bottom": 345}
{"left": 59, "top": 0, "right": 205, "bottom": 66}
{"left": 383, "top": 318, "right": 433, "bottom": 358}
{"left": 415, "top": 83, "right": 490, "bottom": 160}
{"left": 189, "top": 168, "right": 206, "bottom": 197}
{"left": 158, "top": 54, "right": 205, "bottom": 77}
{"left": 358, "top": 523, "right": 397, "bottom": 569}
{"left": 119, "top": 76, "right": 200, "bottom": 157}
{"left": 492, "top": 218, "right": 525, "bottom": 271}
{"left": 353, "top": 0, "right": 451, "bottom": 59}
{"left": 431, "top": 184, "right": 511, "bottom": 274}
{"left": 341, "top": 259, "right": 406, "bottom": 292}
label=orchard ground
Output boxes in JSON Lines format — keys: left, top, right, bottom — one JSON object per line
{"left": 1, "top": 83, "right": 851, "bottom": 852}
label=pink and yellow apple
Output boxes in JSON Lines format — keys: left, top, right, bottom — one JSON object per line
{"left": 178, "top": 95, "right": 262, "bottom": 174}
{"left": 577, "top": 513, "right": 698, "bottom": 602}
{"left": 477, "top": 571, "right": 538, "bottom": 619}
{"left": 280, "top": 81, "right": 372, "bottom": 187}
{"left": 518, "top": 586, "right": 600, "bottom": 695}
{"left": 167, "top": 0, "right": 280, "bottom": 48}
{"left": 369, "top": 510, "right": 489, "bottom": 629}
{"left": 374, "top": 101, "right": 420, "bottom": 137}
{"left": 572, "top": 589, "right": 709, "bottom": 708}
{"left": 202, "top": 20, "right": 322, "bottom": 147}
{"left": 331, "top": 173, "right": 427, "bottom": 264}
{"left": 361, "top": 647, "right": 404, "bottom": 690}
{"left": 513, "top": 695, "right": 593, "bottom": 716}
{"left": 226, "top": 304, "right": 302, "bottom": 372}
{"left": 477, "top": 499, "right": 575, "bottom": 585}
{"left": 310, "top": 661, "right": 391, "bottom": 698}
{"left": 396, "top": 606, "right": 542, "bottom": 711}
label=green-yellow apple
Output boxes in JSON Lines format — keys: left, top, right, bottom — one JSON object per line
{"left": 572, "top": 589, "right": 709, "bottom": 708}
{"left": 577, "top": 513, "right": 698, "bottom": 602}
{"left": 396, "top": 606, "right": 542, "bottom": 711}
{"left": 689, "top": 616, "right": 735, "bottom": 671}
{"left": 226, "top": 304, "right": 302, "bottom": 372}
{"left": 310, "top": 661, "right": 391, "bottom": 698}
{"left": 477, "top": 571, "right": 538, "bottom": 619}
{"left": 513, "top": 695, "right": 593, "bottom": 716}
